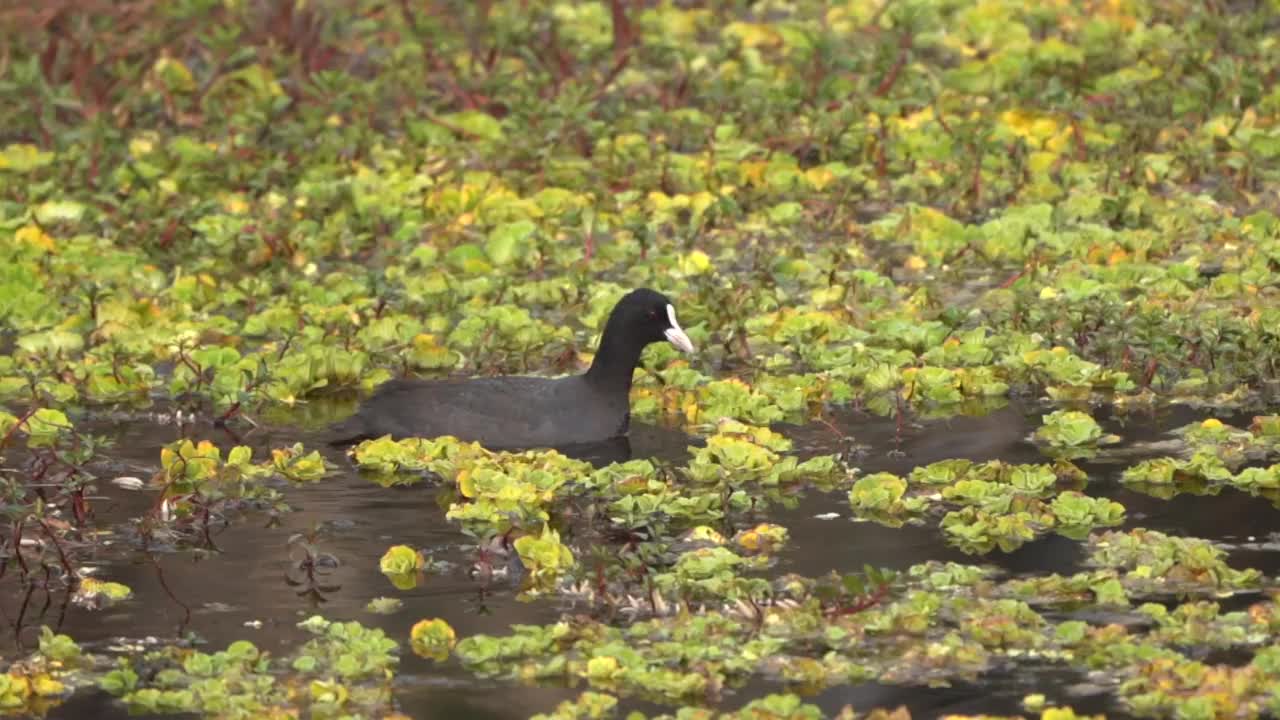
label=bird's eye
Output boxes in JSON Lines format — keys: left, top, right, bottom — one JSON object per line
{"left": 648, "top": 309, "right": 659, "bottom": 319}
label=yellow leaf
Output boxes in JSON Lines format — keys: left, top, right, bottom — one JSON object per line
{"left": 646, "top": 191, "right": 673, "bottom": 211}
{"left": 723, "top": 21, "right": 782, "bottom": 48}
{"left": 4, "top": 672, "right": 32, "bottom": 701}
{"left": 1030, "top": 117, "right": 1058, "bottom": 139}
{"left": 0, "top": 143, "right": 54, "bottom": 171}
{"left": 15, "top": 224, "right": 55, "bottom": 251}
{"left": 309, "top": 680, "right": 349, "bottom": 705}
{"left": 1001, "top": 110, "right": 1060, "bottom": 145}
{"left": 220, "top": 193, "right": 250, "bottom": 215}
{"left": 409, "top": 618, "right": 457, "bottom": 661}
{"left": 129, "top": 135, "right": 156, "bottom": 157}
{"left": 457, "top": 469, "right": 475, "bottom": 498}
{"left": 1001, "top": 109, "right": 1034, "bottom": 135}
{"left": 805, "top": 166, "right": 836, "bottom": 191}
{"left": 1045, "top": 127, "right": 1074, "bottom": 155}
{"left": 152, "top": 57, "right": 196, "bottom": 93}
{"left": 737, "top": 529, "right": 763, "bottom": 551}
{"left": 688, "top": 191, "right": 716, "bottom": 218}
{"left": 736, "top": 523, "right": 787, "bottom": 552}
{"left": 1028, "top": 151, "right": 1058, "bottom": 175}
{"left": 1204, "top": 115, "right": 1234, "bottom": 138}
{"left": 682, "top": 397, "right": 699, "bottom": 424}
{"left": 738, "top": 161, "right": 768, "bottom": 187}
{"left": 679, "top": 249, "right": 712, "bottom": 275}
{"left": 686, "top": 526, "right": 726, "bottom": 544}
{"left": 31, "top": 673, "right": 65, "bottom": 697}
{"left": 895, "top": 107, "right": 935, "bottom": 131}
{"left": 585, "top": 655, "right": 621, "bottom": 679}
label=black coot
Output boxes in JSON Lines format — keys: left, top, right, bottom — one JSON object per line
{"left": 326, "top": 288, "right": 694, "bottom": 448}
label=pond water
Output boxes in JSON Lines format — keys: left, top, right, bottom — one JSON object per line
{"left": 6, "top": 400, "right": 1279, "bottom": 719}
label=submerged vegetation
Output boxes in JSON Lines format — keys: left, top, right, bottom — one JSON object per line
{"left": 3, "top": 0, "right": 1280, "bottom": 717}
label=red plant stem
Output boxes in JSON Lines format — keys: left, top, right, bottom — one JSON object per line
{"left": 831, "top": 581, "right": 892, "bottom": 616}
{"left": 71, "top": 489, "right": 87, "bottom": 526}
{"left": 999, "top": 269, "right": 1026, "bottom": 288}
{"left": 38, "top": 519, "right": 76, "bottom": 582}
{"left": 815, "top": 415, "right": 847, "bottom": 441}
{"left": 1070, "top": 116, "right": 1088, "bottom": 161}
{"left": 12, "top": 521, "right": 30, "bottom": 575}
{"left": 874, "top": 126, "right": 888, "bottom": 177}
{"left": 894, "top": 390, "right": 906, "bottom": 446}
{"left": 971, "top": 145, "right": 983, "bottom": 206}
{"left": 593, "top": 51, "right": 631, "bottom": 101}
{"left": 215, "top": 402, "right": 241, "bottom": 425}
{"left": 149, "top": 553, "right": 192, "bottom": 632}
{"left": 609, "top": 0, "right": 634, "bottom": 63}
{"left": 0, "top": 407, "right": 39, "bottom": 451}
{"left": 174, "top": 349, "right": 202, "bottom": 379}
{"left": 873, "top": 32, "right": 913, "bottom": 97}
{"left": 14, "top": 584, "right": 34, "bottom": 641}
{"left": 1143, "top": 358, "right": 1159, "bottom": 388}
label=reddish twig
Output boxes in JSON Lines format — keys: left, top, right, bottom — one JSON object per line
{"left": 608, "top": 0, "right": 635, "bottom": 64}
{"left": 37, "top": 519, "right": 76, "bottom": 582}
{"left": 873, "top": 31, "right": 913, "bottom": 97}
{"left": 814, "top": 415, "right": 848, "bottom": 441}
{"left": 11, "top": 521, "right": 30, "bottom": 576}
{"left": 590, "top": 48, "right": 634, "bottom": 104}
{"left": 970, "top": 144, "right": 983, "bottom": 206}
{"left": 1142, "top": 358, "right": 1159, "bottom": 389}
{"left": 0, "top": 406, "right": 39, "bottom": 450}
{"left": 149, "top": 554, "right": 192, "bottom": 633}
{"left": 999, "top": 269, "right": 1027, "bottom": 288}
{"left": 829, "top": 581, "right": 892, "bottom": 616}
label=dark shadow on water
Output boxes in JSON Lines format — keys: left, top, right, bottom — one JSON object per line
{"left": 48, "top": 690, "right": 198, "bottom": 720}
{"left": 487, "top": 420, "right": 701, "bottom": 468}
{"left": 312, "top": 419, "right": 699, "bottom": 469}
{"left": 8, "top": 399, "right": 1280, "bottom": 719}
{"left": 806, "top": 668, "right": 1124, "bottom": 719}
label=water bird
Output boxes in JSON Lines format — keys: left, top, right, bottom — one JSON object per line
{"left": 326, "top": 288, "right": 694, "bottom": 448}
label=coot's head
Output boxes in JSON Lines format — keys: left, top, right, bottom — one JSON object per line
{"left": 611, "top": 288, "right": 695, "bottom": 353}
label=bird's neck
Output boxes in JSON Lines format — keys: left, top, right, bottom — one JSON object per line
{"left": 584, "top": 321, "right": 644, "bottom": 394}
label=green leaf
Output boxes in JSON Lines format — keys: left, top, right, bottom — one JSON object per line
{"left": 486, "top": 220, "right": 536, "bottom": 266}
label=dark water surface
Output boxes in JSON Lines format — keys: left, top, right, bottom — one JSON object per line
{"left": 5, "top": 400, "right": 1279, "bottom": 719}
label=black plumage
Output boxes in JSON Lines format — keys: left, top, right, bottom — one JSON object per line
{"left": 326, "top": 288, "right": 694, "bottom": 448}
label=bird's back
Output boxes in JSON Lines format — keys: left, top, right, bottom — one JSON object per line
{"left": 326, "top": 374, "right": 631, "bottom": 448}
